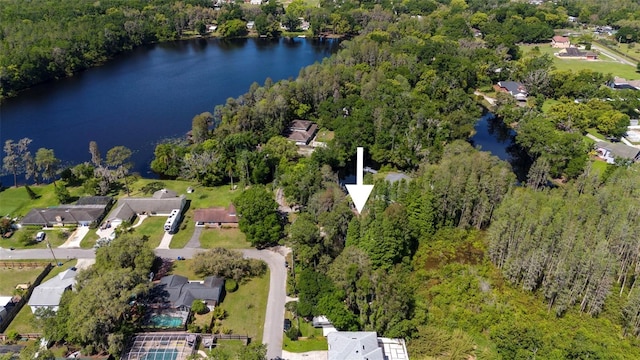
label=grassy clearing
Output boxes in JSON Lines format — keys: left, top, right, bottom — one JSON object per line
{"left": 200, "top": 228, "right": 250, "bottom": 249}
{"left": 218, "top": 271, "right": 270, "bottom": 342}
{"left": 519, "top": 44, "right": 639, "bottom": 79}
{"left": 314, "top": 129, "right": 335, "bottom": 143}
{"left": 132, "top": 216, "right": 167, "bottom": 249}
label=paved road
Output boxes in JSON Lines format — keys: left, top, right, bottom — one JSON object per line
{"left": 0, "top": 246, "right": 287, "bottom": 359}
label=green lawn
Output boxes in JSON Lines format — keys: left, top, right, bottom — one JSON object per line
{"left": 0, "top": 265, "right": 49, "bottom": 295}
{"left": 132, "top": 216, "right": 167, "bottom": 249}
{"left": 80, "top": 230, "right": 100, "bottom": 249}
{"left": 595, "top": 41, "right": 640, "bottom": 63}
{"left": 520, "top": 44, "right": 640, "bottom": 79}
{"left": 200, "top": 228, "right": 250, "bottom": 249}
{"left": 283, "top": 318, "right": 328, "bottom": 352}
{"left": 0, "top": 184, "right": 60, "bottom": 218}
{"left": 590, "top": 159, "right": 610, "bottom": 178}
{"left": 170, "top": 259, "right": 199, "bottom": 280}
{"left": 1, "top": 228, "right": 69, "bottom": 250}
{"left": 169, "top": 212, "right": 195, "bottom": 249}
{"left": 2, "top": 262, "right": 75, "bottom": 334}
{"left": 283, "top": 335, "right": 328, "bottom": 352}
{"left": 314, "top": 129, "right": 335, "bottom": 143}
{"left": 218, "top": 270, "right": 270, "bottom": 342}
{"left": 127, "top": 179, "right": 240, "bottom": 209}
{"left": 586, "top": 128, "right": 606, "bottom": 140}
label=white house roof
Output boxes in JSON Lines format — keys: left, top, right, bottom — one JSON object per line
{"left": 328, "top": 332, "right": 384, "bottom": 360}
{"left": 28, "top": 269, "right": 77, "bottom": 307}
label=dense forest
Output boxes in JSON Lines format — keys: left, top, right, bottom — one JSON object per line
{"left": 8, "top": 0, "right": 640, "bottom": 358}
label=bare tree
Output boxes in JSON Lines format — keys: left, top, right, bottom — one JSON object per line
{"left": 89, "top": 141, "right": 101, "bottom": 166}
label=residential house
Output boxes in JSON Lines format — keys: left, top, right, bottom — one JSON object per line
{"left": 557, "top": 47, "right": 597, "bottom": 60}
{"left": 20, "top": 196, "right": 113, "bottom": 227}
{"left": 609, "top": 77, "right": 640, "bottom": 91}
{"left": 28, "top": 269, "right": 77, "bottom": 313}
{"left": 155, "top": 275, "right": 225, "bottom": 311}
{"left": 551, "top": 35, "right": 570, "bottom": 48}
{"left": 107, "top": 189, "right": 186, "bottom": 226}
{"left": 193, "top": 204, "right": 238, "bottom": 228}
{"left": 328, "top": 331, "right": 409, "bottom": 360}
{"left": 0, "top": 296, "right": 17, "bottom": 326}
{"left": 285, "top": 120, "right": 319, "bottom": 146}
{"left": 595, "top": 141, "right": 640, "bottom": 164}
{"left": 496, "top": 81, "right": 528, "bottom": 101}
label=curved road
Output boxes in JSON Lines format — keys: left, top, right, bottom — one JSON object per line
{"left": 0, "top": 246, "right": 287, "bottom": 359}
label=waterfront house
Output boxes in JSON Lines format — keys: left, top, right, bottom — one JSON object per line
{"left": 595, "top": 141, "right": 640, "bottom": 164}
{"left": 285, "top": 120, "right": 319, "bottom": 146}
{"left": 20, "top": 196, "right": 113, "bottom": 227}
{"left": 496, "top": 81, "right": 528, "bottom": 101}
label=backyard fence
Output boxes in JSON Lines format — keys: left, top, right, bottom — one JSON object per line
{"left": 0, "top": 261, "right": 48, "bottom": 269}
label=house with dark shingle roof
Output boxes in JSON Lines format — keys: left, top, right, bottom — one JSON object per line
{"left": 20, "top": 196, "right": 113, "bottom": 227}
{"left": 496, "top": 81, "right": 528, "bottom": 101}
{"left": 285, "top": 120, "right": 319, "bottom": 146}
{"left": 193, "top": 204, "right": 238, "bottom": 228}
{"left": 107, "top": 189, "right": 186, "bottom": 224}
{"left": 155, "top": 275, "right": 225, "bottom": 311}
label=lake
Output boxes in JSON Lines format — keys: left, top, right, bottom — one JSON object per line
{"left": 0, "top": 37, "right": 340, "bottom": 185}
{"left": 469, "top": 112, "right": 532, "bottom": 182}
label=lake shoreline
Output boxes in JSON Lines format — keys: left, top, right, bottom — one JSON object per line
{"left": 0, "top": 34, "right": 344, "bottom": 103}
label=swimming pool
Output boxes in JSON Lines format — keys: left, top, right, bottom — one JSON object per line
{"left": 140, "top": 348, "right": 179, "bottom": 360}
{"left": 147, "top": 314, "right": 184, "bottom": 328}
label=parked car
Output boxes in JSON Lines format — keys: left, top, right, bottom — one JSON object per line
{"left": 284, "top": 319, "right": 292, "bottom": 332}
{"left": 35, "top": 231, "right": 46, "bottom": 242}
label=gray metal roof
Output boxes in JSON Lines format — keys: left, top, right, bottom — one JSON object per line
{"left": 28, "top": 269, "right": 77, "bottom": 307}
{"left": 328, "top": 332, "right": 384, "bottom": 360}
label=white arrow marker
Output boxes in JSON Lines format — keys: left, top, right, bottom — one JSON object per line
{"left": 345, "top": 147, "right": 374, "bottom": 214}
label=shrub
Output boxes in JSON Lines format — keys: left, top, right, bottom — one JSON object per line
{"left": 212, "top": 307, "right": 227, "bottom": 320}
{"left": 221, "top": 327, "right": 232, "bottom": 335}
{"left": 6, "top": 330, "right": 19, "bottom": 341}
{"left": 191, "top": 299, "right": 208, "bottom": 315}
{"left": 55, "top": 184, "right": 72, "bottom": 204}
{"left": 187, "top": 324, "right": 201, "bottom": 333}
{"left": 225, "top": 279, "right": 238, "bottom": 293}
{"left": 286, "top": 326, "right": 301, "bottom": 341}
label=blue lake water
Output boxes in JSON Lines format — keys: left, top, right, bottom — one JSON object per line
{"left": 0, "top": 37, "right": 340, "bottom": 185}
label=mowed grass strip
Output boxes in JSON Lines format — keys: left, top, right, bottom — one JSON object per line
{"left": 199, "top": 228, "right": 250, "bottom": 249}
{"left": 218, "top": 271, "right": 269, "bottom": 342}
{"left": 169, "top": 213, "right": 195, "bottom": 249}
{"left": 132, "top": 216, "right": 167, "bottom": 249}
